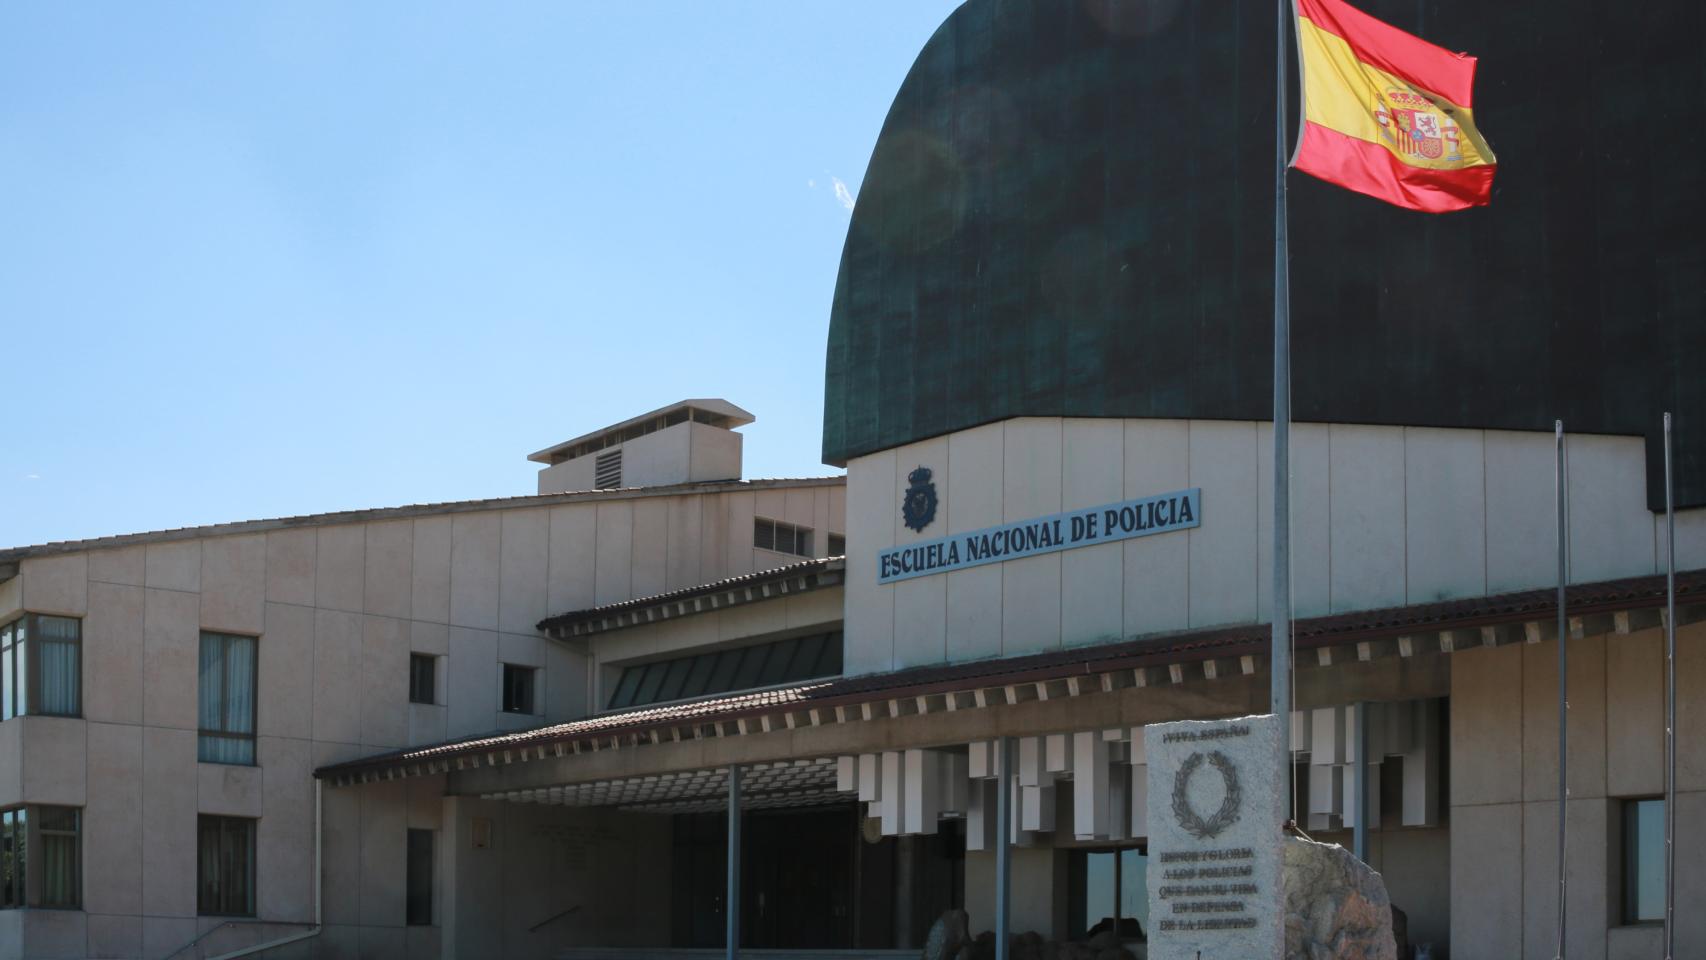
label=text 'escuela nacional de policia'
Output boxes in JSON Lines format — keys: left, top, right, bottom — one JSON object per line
{"left": 1, "top": 1, "right": 1704, "bottom": 959}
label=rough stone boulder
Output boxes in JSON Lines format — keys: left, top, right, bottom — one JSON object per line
{"left": 924, "top": 909, "right": 972, "bottom": 960}
{"left": 1283, "top": 836, "right": 1398, "bottom": 960}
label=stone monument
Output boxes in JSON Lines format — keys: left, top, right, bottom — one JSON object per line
{"left": 1144, "top": 714, "right": 1285, "bottom": 960}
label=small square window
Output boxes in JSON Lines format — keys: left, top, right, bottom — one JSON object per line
{"left": 828, "top": 534, "right": 846, "bottom": 556}
{"left": 409, "top": 654, "right": 436, "bottom": 705}
{"left": 502, "top": 664, "right": 537, "bottom": 714}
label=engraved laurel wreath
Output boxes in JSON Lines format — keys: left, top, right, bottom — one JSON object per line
{"left": 1170, "top": 750, "right": 1243, "bottom": 840}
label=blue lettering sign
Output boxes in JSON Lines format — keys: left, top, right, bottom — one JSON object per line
{"left": 875, "top": 487, "right": 1203, "bottom": 584}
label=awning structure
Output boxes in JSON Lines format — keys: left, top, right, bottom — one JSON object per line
{"left": 539, "top": 556, "right": 845, "bottom": 640}
{"left": 483, "top": 758, "right": 842, "bottom": 814}
{"left": 316, "top": 568, "right": 1706, "bottom": 787}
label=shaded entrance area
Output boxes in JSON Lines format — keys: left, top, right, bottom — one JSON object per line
{"left": 458, "top": 759, "right": 962, "bottom": 960}
{"left": 673, "top": 806, "right": 963, "bottom": 950}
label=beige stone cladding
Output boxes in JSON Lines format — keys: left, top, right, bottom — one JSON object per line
{"left": 0, "top": 477, "right": 842, "bottom": 960}
{"left": 1449, "top": 621, "right": 1706, "bottom": 960}
{"left": 844, "top": 418, "right": 1704, "bottom": 677}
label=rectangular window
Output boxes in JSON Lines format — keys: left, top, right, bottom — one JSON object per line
{"left": 1622, "top": 798, "right": 1665, "bottom": 924}
{"left": 0, "top": 806, "right": 81, "bottom": 910}
{"left": 1068, "top": 847, "right": 1150, "bottom": 942}
{"left": 36, "top": 807, "right": 78, "bottom": 909}
{"left": 502, "top": 664, "right": 536, "bottom": 714}
{"left": 0, "top": 808, "right": 23, "bottom": 909}
{"left": 406, "top": 829, "right": 434, "bottom": 926}
{"left": 754, "top": 518, "right": 813, "bottom": 558}
{"left": 197, "top": 815, "right": 256, "bottom": 917}
{"left": 0, "top": 615, "right": 82, "bottom": 720}
{"left": 409, "top": 654, "right": 436, "bottom": 705}
{"left": 198, "top": 633, "right": 258, "bottom": 765}
{"left": 828, "top": 533, "right": 846, "bottom": 556}
{"left": 606, "top": 632, "right": 845, "bottom": 709}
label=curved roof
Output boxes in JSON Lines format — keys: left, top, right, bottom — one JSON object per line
{"left": 822, "top": 0, "right": 1706, "bottom": 508}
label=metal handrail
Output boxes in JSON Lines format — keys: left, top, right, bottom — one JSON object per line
{"left": 529, "top": 903, "right": 582, "bottom": 933}
{"left": 160, "top": 919, "right": 318, "bottom": 960}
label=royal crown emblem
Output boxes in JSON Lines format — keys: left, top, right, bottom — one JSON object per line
{"left": 902, "top": 466, "right": 938, "bottom": 533}
{"left": 1374, "top": 88, "right": 1464, "bottom": 164}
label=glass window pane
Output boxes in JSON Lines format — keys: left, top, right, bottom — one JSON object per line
{"left": 816, "top": 635, "right": 844, "bottom": 677}
{"left": 407, "top": 829, "right": 434, "bottom": 925}
{"left": 787, "top": 634, "right": 827, "bottom": 680}
{"left": 756, "top": 638, "right": 799, "bottom": 686}
{"left": 705, "top": 651, "right": 741, "bottom": 694}
{"left": 654, "top": 657, "right": 693, "bottom": 703}
{"left": 36, "top": 638, "right": 78, "bottom": 716}
{"left": 410, "top": 655, "right": 436, "bottom": 705}
{"left": 753, "top": 519, "right": 774, "bottom": 551}
{"left": 678, "top": 655, "right": 717, "bottom": 700}
{"left": 1624, "top": 799, "right": 1666, "bottom": 923}
{"left": 2, "top": 810, "right": 17, "bottom": 909}
{"left": 38, "top": 806, "right": 78, "bottom": 908}
{"left": 1082, "top": 852, "right": 1116, "bottom": 935}
{"left": 1120, "top": 849, "right": 1150, "bottom": 939}
{"left": 632, "top": 662, "right": 667, "bottom": 706}
{"left": 2, "top": 629, "right": 14, "bottom": 721}
{"left": 730, "top": 645, "right": 768, "bottom": 690}
{"left": 13, "top": 625, "right": 25, "bottom": 717}
{"left": 609, "top": 666, "right": 645, "bottom": 709}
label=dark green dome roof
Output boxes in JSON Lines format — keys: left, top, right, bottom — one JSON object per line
{"left": 822, "top": 0, "right": 1705, "bottom": 509}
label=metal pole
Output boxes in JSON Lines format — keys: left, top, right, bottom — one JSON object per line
{"left": 1353, "top": 702, "right": 1368, "bottom": 863}
{"left": 1663, "top": 412, "right": 1676, "bottom": 960}
{"left": 727, "top": 764, "right": 742, "bottom": 960}
{"left": 1271, "top": 0, "right": 1295, "bottom": 818}
{"left": 1553, "top": 421, "right": 1568, "bottom": 960}
{"left": 995, "top": 736, "right": 1013, "bottom": 960}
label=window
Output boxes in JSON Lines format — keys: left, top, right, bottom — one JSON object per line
{"left": 502, "top": 664, "right": 537, "bottom": 714}
{"left": 0, "top": 615, "right": 82, "bottom": 720}
{"left": 198, "top": 633, "right": 257, "bottom": 765}
{"left": 828, "top": 534, "right": 846, "bottom": 557}
{"left": 407, "top": 829, "right": 434, "bottom": 925}
{"left": 754, "top": 518, "right": 813, "bottom": 558}
{"left": 1068, "top": 847, "right": 1149, "bottom": 942}
{"left": 1622, "top": 798, "right": 1665, "bottom": 924}
{"left": 409, "top": 654, "right": 437, "bottom": 705}
{"left": 197, "top": 815, "right": 256, "bottom": 917}
{"left": 606, "top": 631, "right": 845, "bottom": 710}
{"left": 0, "top": 806, "right": 81, "bottom": 910}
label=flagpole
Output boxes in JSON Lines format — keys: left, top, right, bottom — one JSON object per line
{"left": 1553, "top": 420, "right": 1568, "bottom": 960}
{"left": 1663, "top": 412, "right": 1676, "bottom": 960}
{"left": 1272, "top": 0, "right": 1295, "bottom": 819}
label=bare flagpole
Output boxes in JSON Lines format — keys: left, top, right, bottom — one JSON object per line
{"left": 1553, "top": 420, "right": 1568, "bottom": 960}
{"left": 1271, "top": 0, "right": 1295, "bottom": 818}
{"left": 1663, "top": 412, "right": 1676, "bottom": 960}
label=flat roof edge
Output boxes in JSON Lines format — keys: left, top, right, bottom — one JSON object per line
{"left": 0, "top": 476, "right": 843, "bottom": 562}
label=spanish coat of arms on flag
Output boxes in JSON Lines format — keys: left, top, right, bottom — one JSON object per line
{"left": 1291, "top": 0, "right": 1496, "bottom": 212}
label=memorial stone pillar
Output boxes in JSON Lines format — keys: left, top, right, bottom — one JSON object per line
{"left": 1144, "top": 714, "right": 1285, "bottom": 960}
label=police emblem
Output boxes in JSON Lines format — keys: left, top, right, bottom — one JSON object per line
{"left": 902, "top": 466, "right": 938, "bottom": 533}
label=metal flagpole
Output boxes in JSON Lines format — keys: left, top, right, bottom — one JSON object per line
{"left": 1663, "top": 412, "right": 1676, "bottom": 960}
{"left": 1271, "top": 0, "right": 1295, "bottom": 821}
{"left": 727, "top": 764, "right": 742, "bottom": 960}
{"left": 1553, "top": 421, "right": 1568, "bottom": 960}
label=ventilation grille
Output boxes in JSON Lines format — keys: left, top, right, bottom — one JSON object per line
{"left": 594, "top": 449, "right": 623, "bottom": 488}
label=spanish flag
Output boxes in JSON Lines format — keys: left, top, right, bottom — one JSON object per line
{"left": 1293, "top": 0, "right": 1495, "bottom": 212}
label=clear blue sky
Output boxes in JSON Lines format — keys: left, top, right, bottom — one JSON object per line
{"left": 0, "top": 2, "right": 961, "bottom": 548}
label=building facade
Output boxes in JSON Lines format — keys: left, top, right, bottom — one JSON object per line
{"left": 4, "top": 2, "right": 1706, "bottom": 959}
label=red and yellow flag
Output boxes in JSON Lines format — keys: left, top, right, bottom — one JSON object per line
{"left": 1292, "top": 0, "right": 1496, "bottom": 212}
